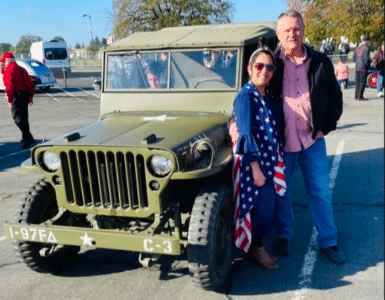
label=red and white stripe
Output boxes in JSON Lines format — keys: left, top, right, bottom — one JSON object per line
{"left": 274, "top": 149, "right": 287, "bottom": 196}
{"left": 233, "top": 149, "right": 286, "bottom": 253}
{"left": 233, "top": 153, "right": 252, "bottom": 252}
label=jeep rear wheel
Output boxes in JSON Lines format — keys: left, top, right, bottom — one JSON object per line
{"left": 13, "top": 179, "right": 81, "bottom": 274}
{"left": 187, "top": 183, "right": 233, "bottom": 291}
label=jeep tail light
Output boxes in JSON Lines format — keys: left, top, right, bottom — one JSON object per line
{"left": 43, "top": 59, "right": 46, "bottom": 64}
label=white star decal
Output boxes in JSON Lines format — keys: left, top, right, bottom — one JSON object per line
{"left": 248, "top": 197, "right": 253, "bottom": 202}
{"left": 265, "top": 117, "right": 270, "bottom": 123}
{"left": 269, "top": 128, "right": 273, "bottom": 133}
{"left": 272, "top": 156, "right": 276, "bottom": 161}
{"left": 254, "top": 190, "right": 259, "bottom": 195}
{"left": 247, "top": 187, "right": 251, "bottom": 191}
{"left": 264, "top": 136, "right": 268, "bottom": 140}
{"left": 268, "top": 146, "right": 273, "bottom": 151}
{"left": 268, "top": 171, "right": 273, "bottom": 175}
{"left": 266, "top": 162, "right": 271, "bottom": 166}
{"left": 80, "top": 233, "right": 94, "bottom": 246}
{"left": 246, "top": 176, "right": 250, "bottom": 181}
{"left": 263, "top": 152, "right": 268, "bottom": 157}
{"left": 241, "top": 193, "right": 245, "bottom": 198}
{"left": 245, "top": 166, "right": 250, "bottom": 171}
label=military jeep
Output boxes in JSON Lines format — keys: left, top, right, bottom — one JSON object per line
{"left": 4, "top": 22, "right": 277, "bottom": 291}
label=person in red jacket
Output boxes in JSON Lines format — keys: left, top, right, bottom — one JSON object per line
{"left": 0, "top": 52, "right": 36, "bottom": 148}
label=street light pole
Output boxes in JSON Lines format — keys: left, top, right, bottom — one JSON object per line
{"left": 82, "top": 14, "right": 94, "bottom": 45}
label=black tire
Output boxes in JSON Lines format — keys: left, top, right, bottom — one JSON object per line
{"left": 187, "top": 183, "right": 234, "bottom": 291}
{"left": 12, "top": 179, "right": 80, "bottom": 274}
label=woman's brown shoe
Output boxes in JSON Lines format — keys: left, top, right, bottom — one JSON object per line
{"left": 249, "top": 246, "right": 279, "bottom": 270}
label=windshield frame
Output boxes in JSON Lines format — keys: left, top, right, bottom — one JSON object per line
{"left": 103, "top": 48, "right": 240, "bottom": 92}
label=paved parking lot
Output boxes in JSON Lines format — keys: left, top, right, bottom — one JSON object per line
{"left": 0, "top": 69, "right": 383, "bottom": 300}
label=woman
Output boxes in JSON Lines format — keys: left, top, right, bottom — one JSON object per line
{"left": 233, "top": 47, "right": 286, "bottom": 270}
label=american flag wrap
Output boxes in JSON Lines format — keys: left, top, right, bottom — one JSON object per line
{"left": 233, "top": 149, "right": 286, "bottom": 252}
{"left": 232, "top": 82, "right": 287, "bottom": 252}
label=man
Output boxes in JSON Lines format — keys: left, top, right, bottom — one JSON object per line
{"left": 353, "top": 36, "right": 371, "bottom": 100}
{"left": 230, "top": 10, "right": 345, "bottom": 264}
{"left": 372, "top": 44, "right": 384, "bottom": 98}
{"left": 0, "top": 52, "right": 36, "bottom": 148}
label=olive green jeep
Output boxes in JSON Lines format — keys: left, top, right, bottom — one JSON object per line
{"left": 4, "top": 22, "right": 277, "bottom": 291}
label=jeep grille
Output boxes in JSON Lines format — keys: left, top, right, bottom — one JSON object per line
{"left": 60, "top": 150, "right": 148, "bottom": 209}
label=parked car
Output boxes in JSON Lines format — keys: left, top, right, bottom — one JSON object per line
{"left": 4, "top": 22, "right": 278, "bottom": 291}
{"left": 0, "top": 58, "right": 57, "bottom": 92}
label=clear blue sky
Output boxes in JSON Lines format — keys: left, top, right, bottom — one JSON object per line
{"left": 1, "top": 0, "right": 287, "bottom": 48}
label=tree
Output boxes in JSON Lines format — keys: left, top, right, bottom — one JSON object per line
{"left": 74, "top": 43, "right": 82, "bottom": 49}
{"left": 111, "top": 0, "right": 234, "bottom": 39}
{"left": 301, "top": 0, "right": 384, "bottom": 44}
{"left": 51, "top": 36, "right": 65, "bottom": 42}
{"left": 0, "top": 43, "right": 13, "bottom": 56}
{"left": 14, "top": 34, "right": 43, "bottom": 57}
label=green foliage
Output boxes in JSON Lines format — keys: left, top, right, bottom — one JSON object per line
{"left": 51, "top": 36, "right": 65, "bottom": 42}
{"left": 0, "top": 43, "right": 14, "bottom": 57}
{"left": 303, "top": 0, "right": 384, "bottom": 44}
{"left": 15, "top": 34, "right": 43, "bottom": 57}
{"left": 112, "top": 0, "right": 234, "bottom": 40}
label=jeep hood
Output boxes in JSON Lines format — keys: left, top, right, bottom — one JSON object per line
{"left": 41, "top": 112, "right": 229, "bottom": 152}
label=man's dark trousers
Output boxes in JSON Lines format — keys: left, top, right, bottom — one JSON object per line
{"left": 355, "top": 71, "right": 368, "bottom": 99}
{"left": 11, "top": 91, "right": 34, "bottom": 144}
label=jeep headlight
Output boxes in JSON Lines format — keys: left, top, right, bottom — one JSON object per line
{"left": 149, "top": 155, "right": 172, "bottom": 177}
{"left": 42, "top": 151, "right": 61, "bottom": 172}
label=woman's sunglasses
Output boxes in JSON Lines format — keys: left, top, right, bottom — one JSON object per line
{"left": 254, "top": 63, "right": 276, "bottom": 72}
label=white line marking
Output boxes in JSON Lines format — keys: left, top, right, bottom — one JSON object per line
{"left": 57, "top": 87, "right": 86, "bottom": 102}
{"left": 292, "top": 139, "right": 345, "bottom": 300}
{"left": 0, "top": 148, "right": 29, "bottom": 159}
{"left": 0, "top": 235, "right": 6, "bottom": 243}
{"left": 46, "top": 92, "right": 61, "bottom": 102}
{"left": 77, "top": 87, "right": 100, "bottom": 99}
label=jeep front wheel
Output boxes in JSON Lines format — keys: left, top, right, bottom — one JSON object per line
{"left": 187, "top": 183, "right": 234, "bottom": 291}
{"left": 12, "top": 179, "right": 81, "bottom": 274}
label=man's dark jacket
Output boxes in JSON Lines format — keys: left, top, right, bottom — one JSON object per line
{"left": 270, "top": 45, "right": 343, "bottom": 141}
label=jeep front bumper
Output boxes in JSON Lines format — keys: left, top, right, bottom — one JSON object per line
{"left": 4, "top": 223, "right": 181, "bottom": 255}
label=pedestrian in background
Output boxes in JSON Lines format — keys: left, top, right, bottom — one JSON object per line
{"left": 353, "top": 36, "right": 371, "bottom": 100}
{"left": 230, "top": 10, "right": 346, "bottom": 264}
{"left": 372, "top": 44, "right": 384, "bottom": 98}
{"left": 335, "top": 56, "right": 350, "bottom": 89}
{"left": 0, "top": 52, "right": 36, "bottom": 148}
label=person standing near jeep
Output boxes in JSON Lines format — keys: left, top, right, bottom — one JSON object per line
{"left": 372, "top": 44, "right": 384, "bottom": 97}
{"left": 230, "top": 10, "right": 345, "bottom": 264}
{"left": 353, "top": 36, "right": 371, "bottom": 100}
{"left": 0, "top": 52, "right": 36, "bottom": 148}
{"left": 233, "top": 45, "right": 287, "bottom": 270}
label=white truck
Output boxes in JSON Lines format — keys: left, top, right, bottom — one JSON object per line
{"left": 30, "top": 39, "right": 71, "bottom": 76}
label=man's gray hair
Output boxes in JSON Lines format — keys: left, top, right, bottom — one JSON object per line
{"left": 278, "top": 10, "right": 305, "bottom": 27}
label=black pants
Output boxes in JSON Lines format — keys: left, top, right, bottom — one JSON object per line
{"left": 11, "top": 92, "right": 34, "bottom": 143}
{"left": 355, "top": 71, "right": 368, "bottom": 99}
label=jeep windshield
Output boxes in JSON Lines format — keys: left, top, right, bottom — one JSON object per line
{"left": 105, "top": 50, "right": 238, "bottom": 90}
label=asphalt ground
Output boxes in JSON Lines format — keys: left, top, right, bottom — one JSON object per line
{"left": 0, "top": 68, "right": 383, "bottom": 300}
